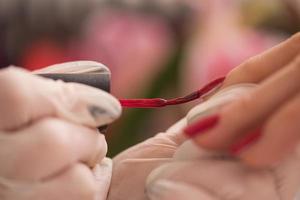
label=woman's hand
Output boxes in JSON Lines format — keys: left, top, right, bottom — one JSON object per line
{"left": 190, "top": 32, "right": 300, "bottom": 167}
{"left": 0, "top": 62, "right": 121, "bottom": 200}
{"left": 144, "top": 32, "right": 300, "bottom": 200}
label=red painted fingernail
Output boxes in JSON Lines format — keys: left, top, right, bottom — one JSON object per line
{"left": 229, "top": 128, "right": 262, "bottom": 155}
{"left": 183, "top": 114, "right": 220, "bottom": 138}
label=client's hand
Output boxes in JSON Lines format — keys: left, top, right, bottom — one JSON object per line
{"left": 0, "top": 62, "right": 121, "bottom": 200}
{"left": 145, "top": 32, "right": 300, "bottom": 200}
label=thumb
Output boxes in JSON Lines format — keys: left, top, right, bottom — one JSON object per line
{"left": 0, "top": 67, "right": 121, "bottom": 131}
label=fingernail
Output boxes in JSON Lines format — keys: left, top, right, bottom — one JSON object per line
{"left": 183, "top": 114, "right": 220, "bottom": 138}
{"left": 147, "top": 180, "right": 176, "bottom": 200}
{"left": 229, "top": 128, "right": 262, "bottom": 155}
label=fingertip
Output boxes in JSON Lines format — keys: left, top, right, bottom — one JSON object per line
{"left": 53, "top": 82, "right": 122, "bottom": 127}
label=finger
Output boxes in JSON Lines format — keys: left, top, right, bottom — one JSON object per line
{"left": 146, "top": 161, "right": 278, "bottom": 200}
{"left": 0, "top": 118, "right": 107, "bottom": 180}
{"left": 0, "top": 67, "right": 121, "bottom": 131}
{"left": 192, "top": 54, "right": 300, "bottom": 149}
{"left": 240, "top": 93, "right": 300, "bottom": 167}
{"left": 222, "top": 32, "right": 300, "bottom": 87}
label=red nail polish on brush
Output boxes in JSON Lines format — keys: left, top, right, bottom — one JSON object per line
{"left": 119, "top": 76, "right": 225, "bottom": 108}
{"left": 229, "top": 128, "right": 262, "bottom": 155}
{"left": 184, "top": 114, "right": 220, "bottom": 138}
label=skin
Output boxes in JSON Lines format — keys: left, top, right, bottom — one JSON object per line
{"left": 192, "top": 32, "right": 300, "bottom": 167}
{"left": 0, "top": 66, "right": 121, "bottom": 200}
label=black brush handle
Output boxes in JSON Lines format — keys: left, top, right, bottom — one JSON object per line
{"left": 39, "top": 73, "right": 110, "bottom": 92}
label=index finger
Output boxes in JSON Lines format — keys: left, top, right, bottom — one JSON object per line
{"left": 0, "top": 67, "right": 121, "bottom": 131}
{"left": 190, "top": 53, "right": 300, "bottom": 150}
{"left": 222, "top": 32, "right": 300, "bottom": 88}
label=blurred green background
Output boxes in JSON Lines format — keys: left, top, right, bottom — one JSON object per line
{"left": 0, "top": 0, "right": 299, "bottom": 156}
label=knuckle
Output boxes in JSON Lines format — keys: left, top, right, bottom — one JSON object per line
{"left": 71, "top": 164, "right": 97, "bottom": 199}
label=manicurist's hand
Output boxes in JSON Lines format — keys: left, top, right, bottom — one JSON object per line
{"left": 0, "top": 62, "right": 121, "bottom": 200}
